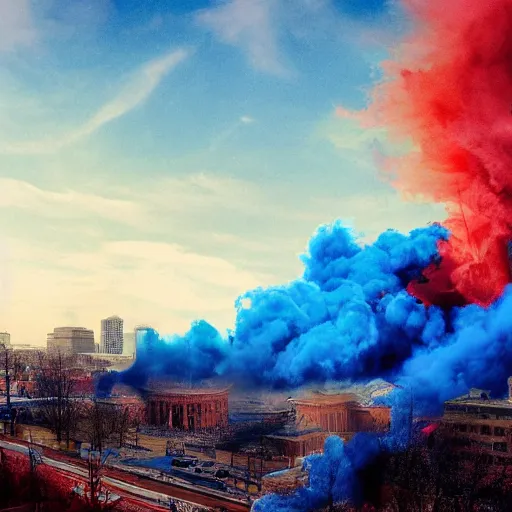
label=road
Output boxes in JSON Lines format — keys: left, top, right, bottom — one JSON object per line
{"left": 0, "top": 438, "right": 251, "bottom": 512}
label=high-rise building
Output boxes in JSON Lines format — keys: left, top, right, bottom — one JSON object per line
{"left": 101, "top": 316, "right": 124, "bottom": 354}
{"left": 0, "top": 332, "right": 10, "bottom": 347}
{"left": 47, "top": 327, "right": 95, "bottom": 354}
{"left": 134, "top": 325, "right": 153, "bottom": 356}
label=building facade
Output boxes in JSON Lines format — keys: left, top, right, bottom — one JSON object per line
{"left": 0, "top": 332, "right": 10, "bottom": 347}
{"left": 438, "top": 381, "right": 512, "bottom": 464}
{"left": 264, "top": 392, "right": 391, "bottom": 465}
{"left": 47, "top": 327, "right": 95, "bottom": 354}
{"left": 291, "top": 392, "right": 391, "bottom": 434}
{"left": 101, "top": 316, "right": 124, "bottom": 354}
{"left": 146, "top": 387, "right": 230, "bottom": 430}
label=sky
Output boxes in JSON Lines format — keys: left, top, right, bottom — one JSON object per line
{"left": 0, "top": 0, "right": 445, "bottom": 350}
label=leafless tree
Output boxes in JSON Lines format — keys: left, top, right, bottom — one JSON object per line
{"left": 80, "top": 400, "right": 134, "bottom": 453}
{"left": 35, "top": 351, "right": 80, "bottom": 446}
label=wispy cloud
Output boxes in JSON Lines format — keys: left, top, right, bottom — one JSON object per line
{"left": 196, "top": 0, "right": 288, "bottom": 76}
{"left": 1, "top": 48, "right": 190, "bottom": 154}
{"left": 0, "top": 0, "right": 36, "bottom": 53}
{"left": 0, "top": 178, "right": 147, "bottom": 227}
{"left": 209, "top": 115, "right": 256, "bottom": 151}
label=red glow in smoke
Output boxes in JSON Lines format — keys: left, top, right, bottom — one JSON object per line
{"left": 362, "top": 0, "right": 512, "bottom": 307}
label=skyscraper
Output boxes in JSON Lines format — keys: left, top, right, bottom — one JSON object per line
{"left": 47, "top": 327, "right": 95, "bottom": 354}
{"left": 101, "top": 316, "right": 124, "bottom": 354}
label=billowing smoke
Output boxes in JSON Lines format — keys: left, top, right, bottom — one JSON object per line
{"left": 97, "top": 1, "right": 512, "bottom": 508}
{"left": 364, "top": 0, "right": 512, "bottom": 308}
{"left": 99, "top": 223, "right": 454, "bottom": 403}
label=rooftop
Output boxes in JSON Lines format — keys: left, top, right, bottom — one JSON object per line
{"left": 445, "top": 388, "right": 512, "bottom": 410}
{"left": 291, "top": 392, "right": 359, "bottom": 406}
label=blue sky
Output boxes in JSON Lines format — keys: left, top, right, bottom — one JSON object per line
{"left": 0, "top": 0, "right": 443, "bottom": 349}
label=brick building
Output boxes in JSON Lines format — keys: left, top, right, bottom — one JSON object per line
{"left": 265, "top": 392, "right": 391, "bottom": 465}
{"left": 146, "top": 387, "right": 229, "bottom": 430}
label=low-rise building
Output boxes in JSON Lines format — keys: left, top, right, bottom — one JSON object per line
{"left": 438, "top": 378, "right": 512, "bottom": 464}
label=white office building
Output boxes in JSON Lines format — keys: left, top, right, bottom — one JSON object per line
{"left": 100, "top": 316, "right": 124, "bottom": 354}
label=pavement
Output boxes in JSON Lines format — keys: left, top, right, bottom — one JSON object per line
{"left": 0, "top": 437, "right": 251, "bottom": 512}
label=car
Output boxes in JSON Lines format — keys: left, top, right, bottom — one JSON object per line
{"left": 193, "top": 461, "right": 216, "bottom": 475}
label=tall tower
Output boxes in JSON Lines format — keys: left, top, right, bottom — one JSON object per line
{"left": 101, "top": 316, "right": 124, "bottom": 354}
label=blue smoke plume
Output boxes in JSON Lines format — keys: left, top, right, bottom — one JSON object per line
{"left": 252, "top": 387, "right": 414, "bottom": 512}
{"left": 94, "top": 219, "right": 512, "bottom": 511}
{"left": 99, "top": 222, "right": 453, "bottom": 398}
{"left": 98, "top": 219, "right": 512, "bottom": 414}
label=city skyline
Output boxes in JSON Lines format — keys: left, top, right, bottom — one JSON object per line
{"left": 0, "top": 1, "right": 445, "bottom": 345}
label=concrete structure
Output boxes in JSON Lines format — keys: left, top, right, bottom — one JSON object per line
{"left": 80, "top": 352, "right": 134, "bottom": 371}
{"left": 11, "top": 344, "right": 42, "bottom": 351}
{"left": 47, "top": 327, "right": 95, "bottom": 354}
{"left": 135, "top": 324, "right": 152, "bottom": 356}
{"left": 146, "top": 387, "right": 230, "bottom": 430}
{"left": 0, "top": 331, "right": 10, "bottom": 347}
{"left": 439, "top": 379, "right": 512, "bottom": 463}
{"left": 101, "top": 315, "right": 124, "bottom": 354}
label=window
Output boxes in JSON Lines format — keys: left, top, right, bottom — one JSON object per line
{"left": 493, "top": 442, "right": 508, "bottom": 453}
{"left": 494, "top": 427, "right": 506, "bottom": 436}
{"left": 458, "top": 424, "right": 467, "bottom": 432}
{"left": 469, "top": 425, "right": 478, "bottom": 433}
{"left": 481, "top": 425, "right": 491, "bottom": 435}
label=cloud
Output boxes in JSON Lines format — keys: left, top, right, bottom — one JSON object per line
{"left": 209, "top": 116, "right": 256, "bottom": 151}
{"left": 0, "top": 178, "right": 147, "bottom": 227}
{"left": 196, "top": 0, "right": 288, "bottom": 76}
{"left": 0, "top": 0, "right": 36, "bottom": 53}
{"left": 1, "top": 48, "right": 190, "bottom": 154}
{"left": 3, "top": 237, "right": 265, "bottom": 343}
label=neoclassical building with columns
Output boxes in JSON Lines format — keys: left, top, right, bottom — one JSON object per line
{"left": 146, "top": 386, "right": 229, "bottom": 430}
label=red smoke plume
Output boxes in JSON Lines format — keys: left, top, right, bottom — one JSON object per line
{"left": 358, "top": 0, "right": 512, "bottom": 307}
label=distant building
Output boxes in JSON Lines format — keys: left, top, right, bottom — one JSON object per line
{"left": 134, "top": 324, "right": 152, "bottom": 356}
{"left": 123, "top": 332, "right": 135, "bottom": 357}
{"left": 79, "top": 352, "right": 134, "bottom": 371}
{"left": 47, "top": 327, "right": 95, "bottom": 354}
{"left": 0, "top": 332, "right": 10, "bottom": 347}
{"left": 11, "top": 344, "right": 42, "bottom": 351}
{"left": 101, "top": 316, "right": 123, "bottom": 354}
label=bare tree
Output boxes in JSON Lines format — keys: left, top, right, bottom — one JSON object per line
{"left": 80, "top": 400, "right": 133, "bottom": 454}
{"left": 36, "top": 351, "right": 80, "bottom": 446}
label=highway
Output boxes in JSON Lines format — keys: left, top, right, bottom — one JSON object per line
{"left": 0, "top": 438, "right": 251, "bottom": 512}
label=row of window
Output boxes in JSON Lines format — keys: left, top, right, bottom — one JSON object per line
{"left": 451, "top": 437, "right": 508, "bottom": 452}
{"left": 450, "top": 423, "right": 506, "bottom": 436}
{"left": 444, "top": 405, "right": 512, "bottom": 420}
